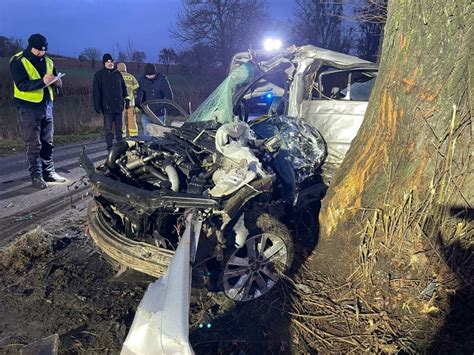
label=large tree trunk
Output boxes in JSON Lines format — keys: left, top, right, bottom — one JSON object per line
{"left": 305, "top": 0, "right": 472, "bottom": 351}
{"left": 318, "top": 0, "right": 472, "bottom": 275}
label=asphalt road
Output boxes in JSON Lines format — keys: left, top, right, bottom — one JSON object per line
{"left": 0, "top": 139, "right": 108, "bottom": 244}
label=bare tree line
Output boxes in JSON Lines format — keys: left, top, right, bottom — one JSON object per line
{"left": 1, "top": 1, "right": 387, "bottom": 73}
{"left": 0, "top": 36, "right": 23, "bottom": 57}
{"left": 77, "top": 41, "right": 177, "bottom": 73}
{"left": 170, "top": 0, "right": 387, "bottom": 73}
{"left": 78, "top": 46, "right": 146, "bottom": 71}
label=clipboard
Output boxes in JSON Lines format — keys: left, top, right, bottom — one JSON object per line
{"left": 44, "top": 72, "right": 66, "bottom": 87}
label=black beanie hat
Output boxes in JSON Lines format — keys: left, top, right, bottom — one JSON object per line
{"left": 144, "top": 63, "right": 156, "bottom": 75}
{"left": 28, "top": 33, "right": 48, "bottom": 51}
{"left": 102, "top": 53, "right": 113, "bottom": 64}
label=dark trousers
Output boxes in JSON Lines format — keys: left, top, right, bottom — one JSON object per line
{"left": 18, "top": 103, "right": 55, "bottom": 178}
{"left": 103, "top": 112, "right": 123, "bottom": 150}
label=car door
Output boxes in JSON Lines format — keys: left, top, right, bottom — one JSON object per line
{"left": 141, "top": 99, "right": 189, "bottom": 127}
{"left": 299, "top": 68, "right": 377, "bottom": 180}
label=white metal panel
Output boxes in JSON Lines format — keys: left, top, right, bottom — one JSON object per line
{"left": 300, "top": 100, "right": 367, "bottom": 166}
{"left": 121, "top": 212, "right": 201, "bottom": 355}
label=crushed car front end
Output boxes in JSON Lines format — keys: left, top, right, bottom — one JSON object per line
{"left": 80, "top": 45, "right": 376, "bottom": 303}
{"left": 80, "top": 114, "right": 324, "bottom": 301}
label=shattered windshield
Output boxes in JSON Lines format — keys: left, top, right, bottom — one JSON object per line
{"left": 187, "top": 62, "right": 254, "bottom": 125}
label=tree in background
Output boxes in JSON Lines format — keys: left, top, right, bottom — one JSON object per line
{"left": 355, "top": 0, "right": 387, "bottom": 62}
{"left": 80, "top": 47, "right": 101, "bottom": 70}
{"left": 176, "top": 44, "right": 216, "bottom": 75}
{"left": 172, "top": 0, "right": 269, "bottom": 68}
{"left": 159, "top": 48, "right": 177, "bottom": 74}
{"left": 131, "top": 51, "right": 146, "bottom": 72}
{"left": 291, "top": 0, "right": 350, "bottom": 52}
{"left": 117, "top": 50, "right": 127, "bottom": 63}
{"left": 114, "top": 42, "right": 128, "bottom": 63}
{"left": 78, "top": 54, "right": 86, "bottom": 68}
{"left": 125, "top": 40, "right": 135, "bottom": 64}
{"left": 0, "top": 36, "right": 23, "bottom": 57}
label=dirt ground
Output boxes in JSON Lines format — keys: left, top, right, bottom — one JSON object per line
{"left": 0, "top": 206, "right": 472, "bottom": 354}
{"left": 0, "top": 225, "right": 146, "bottom": 353}
{"left": 0, "top": 220, "right": 303, "bottom": 354}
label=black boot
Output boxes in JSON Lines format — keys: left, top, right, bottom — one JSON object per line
{"left": 44, "top": 172, "right": 67, "bottom": 183}
{"left": 32, "top": 176, "right": 48, "bottom": 189}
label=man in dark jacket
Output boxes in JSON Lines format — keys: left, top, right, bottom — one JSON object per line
{"left": 135, "top": 63, "right": 173, "bottom": 135}
{"left": 93, "top": 53, "right": 129, "bottom": 150}
{"left": 10, "top": 33, "right": 67, "bottom": 189}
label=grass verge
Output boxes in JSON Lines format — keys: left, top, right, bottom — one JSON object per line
{"left": 0, "top": 126, "right": 103, "bottom": 157}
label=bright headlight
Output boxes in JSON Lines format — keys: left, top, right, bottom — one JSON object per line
{"left": 263, "top": 38, "right": 282, "bottom": 51}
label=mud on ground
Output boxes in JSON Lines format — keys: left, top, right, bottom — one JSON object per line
{"left": 0, "top": 226, "right": 147, "bottom": 353}
{"left": 1, "top": 208, "right": 471, "bottom": 353}
{"left": 0, "top": 223, "right": 302, "bottom": 354}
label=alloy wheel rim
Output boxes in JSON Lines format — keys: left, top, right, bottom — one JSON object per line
{"left": 223, "top": 233, "right": 288, "bottom": 302}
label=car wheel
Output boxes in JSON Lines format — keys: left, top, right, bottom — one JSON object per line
{"left": 222, "top": 213, "right": 294, "bottom": 302}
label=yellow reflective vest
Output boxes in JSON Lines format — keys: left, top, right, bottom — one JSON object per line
{"left": 11, "top": 51, "right": 55, "bottom": 103}
{"left": 120, "top": 71, "right": 139, "bottom": 107}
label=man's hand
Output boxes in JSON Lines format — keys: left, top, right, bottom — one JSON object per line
{"left": 53, "top": 78, "right": 62, "bottom": 87}
{"left": 43, "top": 74, "right": 56, "bottom": 85}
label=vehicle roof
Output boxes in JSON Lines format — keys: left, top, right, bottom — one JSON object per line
{"left": 230, "top": 45, "right": 377, "bottom": 72}
{"left": 292, "top": 45, "right": 377, "bottom": 69}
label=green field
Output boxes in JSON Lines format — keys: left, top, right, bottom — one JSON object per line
{"left": 0, "top": 55, "right": 223, "bottom": 155}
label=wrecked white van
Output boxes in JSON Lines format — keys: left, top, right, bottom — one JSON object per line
{"left": 80, "top": 45, "right": 377, "bottom": 304}
{"left": 231, "top": 45, "right": 377, "bottom": 180}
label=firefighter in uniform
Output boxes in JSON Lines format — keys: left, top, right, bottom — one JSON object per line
{"left": 9, "top": 33, "right": 67, "bottom": 189}
{"left": 117, "top": 62, "right": 139, "bottom": 137}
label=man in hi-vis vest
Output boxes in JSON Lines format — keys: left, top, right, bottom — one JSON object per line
{"left": 10, "top": 33, "right": 67, "bottom": 189}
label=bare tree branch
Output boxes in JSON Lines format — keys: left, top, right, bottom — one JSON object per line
{"left": 80, "top": 47, "right": 101, "bottom": 70}
{"left": 171, "top": 0, "right": 269, "bottom": 66}
{"left": 159, "top": 48, "right": 177, "bottom": 74}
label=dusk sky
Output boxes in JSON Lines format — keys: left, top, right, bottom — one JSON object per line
{"left": 0, "top": 0, "right": 293, "bottom": 61}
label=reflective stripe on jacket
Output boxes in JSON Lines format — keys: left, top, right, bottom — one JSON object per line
{"left": 120, "top": 72, "right": 139, "bottom": 107}
{"left": 11, "top": 51, "right": 54, "bottom": 103}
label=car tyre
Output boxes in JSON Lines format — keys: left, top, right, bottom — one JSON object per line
{"left": 222, "top": 212, "right": 294, "bottom": 302}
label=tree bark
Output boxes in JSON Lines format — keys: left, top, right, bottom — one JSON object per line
{"left": 288, "top": 2, "right": 472, "bottom": 351}
{"left": 316, "top": 0, "right": 472, "bottom": 278}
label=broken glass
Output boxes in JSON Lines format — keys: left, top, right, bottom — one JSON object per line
{"left": 187, "top": 63, "right": 254, "bottom": 124}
